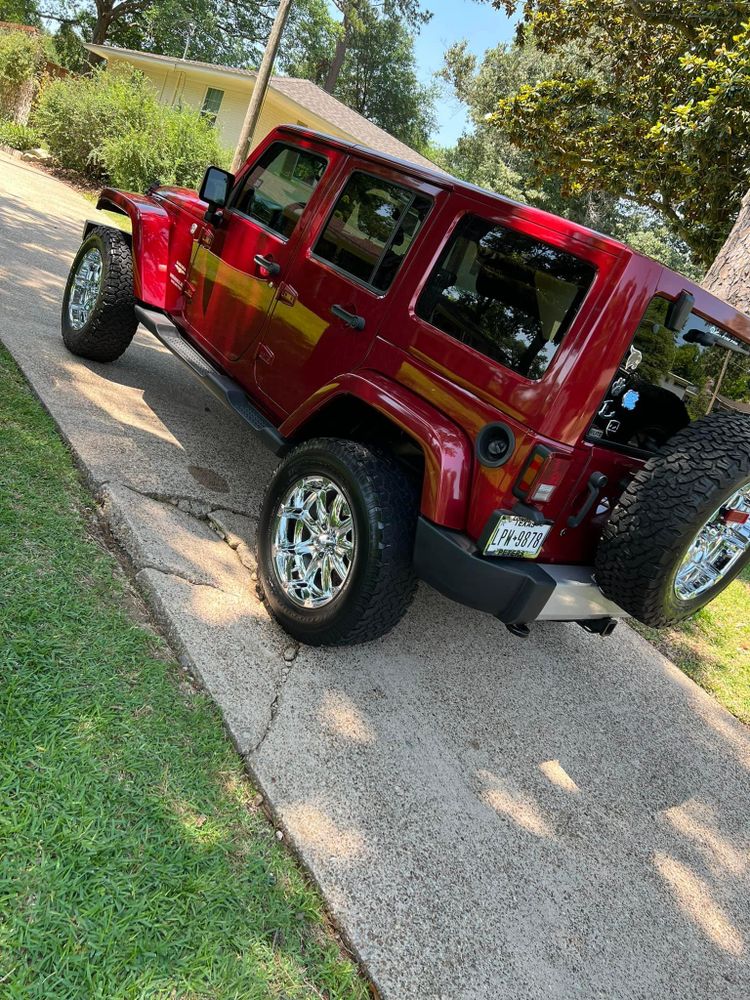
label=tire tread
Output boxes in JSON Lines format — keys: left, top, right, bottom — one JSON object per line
{"left": 595, "top": 411, "right": 750, "bottom": 626}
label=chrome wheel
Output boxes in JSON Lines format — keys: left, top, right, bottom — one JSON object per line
{"left": 674, "top": 481, "right": 750, "bottom": 601}
{"left": 68, "top": 248, "right": 102, "bottom": 330}
{"left": 271, "top": 475, "right": 356, "bottom": 609}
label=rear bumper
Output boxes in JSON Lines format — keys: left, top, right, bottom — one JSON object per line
{"left": 413, "top": 518, "right": 625, "bottom": 625}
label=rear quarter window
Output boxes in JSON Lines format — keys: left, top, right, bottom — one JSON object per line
{"left": 415, "top": 214, "right": 596, "bottom": 380}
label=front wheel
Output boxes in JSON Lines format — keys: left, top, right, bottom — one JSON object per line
{"left": 61, "top": 226, "right": 137, "bottom": 363}
{"left": 257, "top": 438, "right": 419, "bottom": 646}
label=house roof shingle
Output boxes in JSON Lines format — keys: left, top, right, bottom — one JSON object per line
{"left": 85, "top": 44, "right": 438, "bottom": 172}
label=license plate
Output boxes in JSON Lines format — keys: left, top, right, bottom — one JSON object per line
{"left": 484, "top": 515, "right": 551, "bottom": 558}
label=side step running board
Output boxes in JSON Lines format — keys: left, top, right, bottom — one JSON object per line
{"left": 135, "top": 305, "right": 287, "bottom": 456}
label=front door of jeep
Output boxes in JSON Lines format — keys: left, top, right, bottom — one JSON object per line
{"left": 253, "top": 164, "right": 436, "bottom": 415}
{"left": 182, "top": 141, "right": 330, "bottom": 363}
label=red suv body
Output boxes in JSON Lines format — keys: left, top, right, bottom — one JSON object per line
{"left": 63, "top": 125, "right": 750, "bottom": 644}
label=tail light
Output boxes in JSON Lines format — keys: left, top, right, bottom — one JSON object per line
{"left": 513, "top": 446, "right": 569, "bottom": 504}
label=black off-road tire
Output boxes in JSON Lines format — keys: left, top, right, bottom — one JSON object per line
{"left": 257, "top": 438, "right": 419, "bottom": 646}
{"left": 61, "top": 227, "right": 137, "bottom": 363}
{"left": 595, "top": 411, "right": 750, "bottom": 626}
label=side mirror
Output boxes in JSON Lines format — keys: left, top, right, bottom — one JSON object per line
{"left": 199, "top": 166, "right": 234, "bottom": 223}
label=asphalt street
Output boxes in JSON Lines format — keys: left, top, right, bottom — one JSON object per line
{"left": 1, "top": 150, "right": 748, "bottom": 999}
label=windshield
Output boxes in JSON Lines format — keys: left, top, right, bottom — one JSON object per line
{"left": 590, "top": 295, "right": 750, "bottom": 453}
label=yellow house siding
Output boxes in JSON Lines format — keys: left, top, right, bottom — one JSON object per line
{"left": 216, "top": 88, "right": 255, "bottom": 150}
{"left": 88, "top": 46, "right": 436, "bottom": 170}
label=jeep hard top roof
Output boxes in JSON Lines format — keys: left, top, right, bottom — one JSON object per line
{"left": 272, "top": 125, "right": 750, "bottom": 345}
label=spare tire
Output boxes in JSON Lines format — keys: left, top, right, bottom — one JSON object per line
{"left": 595, "top": 410, "right": 750, "bottom": 627}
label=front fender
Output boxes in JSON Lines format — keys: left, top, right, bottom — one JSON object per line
{"left": 95, "top": 188, "right": 171, "bottom": 308}
{"left": 280, "top": 372, "right": 472, "bottom": 530}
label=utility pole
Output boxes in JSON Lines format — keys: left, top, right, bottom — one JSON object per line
{"left": 231, "top": 0, "right": 294, "bottom": 173}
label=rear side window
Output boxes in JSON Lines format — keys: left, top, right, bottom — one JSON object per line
{"left": 313, "top": 172, "right": 431, "bottom": 291}
{"left": 415, "top": 214, "right": 596, "bottom": 380}
{"left": 230, "top": 143, "right": 327, "bottom": 239}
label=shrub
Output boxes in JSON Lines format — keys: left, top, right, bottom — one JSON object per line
{"left": 96, "top": 102, "right": 229, "bottom": 190}
{"left": 0, "top": 29, "right": 46, "bottom": 89}
{"left": 0, "top": 29, "right": 48, "bottom": 122}
{"left": 0, "top": 119, "right": 39, "bottom": 150}
{"left": 32, "top": 66, "right": 229, "bottom": 189}
{"left": 32, "top": 66, "right": 155, "bottom": 176}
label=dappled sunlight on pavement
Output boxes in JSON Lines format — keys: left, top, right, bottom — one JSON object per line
{"left": 654, "top": 852, "right": 744, "bottom": 957}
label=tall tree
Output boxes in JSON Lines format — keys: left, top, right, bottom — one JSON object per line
{"left": 322, "top": 0, "right": 430, "bottom": 93}
{"left": 439, "top": 37, "right": 700, "bottom": 275}
{"left": 39, "top": 1, "right": 277, "bottom": 59}
{"left": 482, "top": 1, "right": 750, "bottom": 266}
{"left": 335, "top": 10, "right": 436, "bottom": 148}
{"left": 280, "top": 2, "right": 436, "bottom": 151}
{"left": 277, "top": 0, "right": 339, "bottom": 83}
{"left": 702, "top": 193, "right": 750, "bottom": 315}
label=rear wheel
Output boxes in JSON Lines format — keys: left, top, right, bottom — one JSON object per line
{"left": 257, "top": 438, "right": 419, "bottom": 646}
{"left": 595, "top": 411, "right": 750, "bottom": 626}
{"left": 61, "top": 227, "right": 137, "bottom": 363}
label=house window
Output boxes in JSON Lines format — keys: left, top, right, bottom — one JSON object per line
{"left": 201, "top": 87, "right": 224, "bottom": 124}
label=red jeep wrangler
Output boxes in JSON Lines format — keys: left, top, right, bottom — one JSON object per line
{"left": 61, "top": 126, "right": 750, "bottom": 645}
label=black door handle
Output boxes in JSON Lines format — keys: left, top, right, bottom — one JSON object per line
{"left": 568, "top": 471, "right": 608, "bottom": 528}
{"left": 254, "top": 254, "right": 281, "bottom": 276}
{"left": 331, "top": 304, "right": 365, "bottom": 330}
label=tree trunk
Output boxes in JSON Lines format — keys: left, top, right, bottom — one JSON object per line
{"left": 702, "top": 188, "right": 750, "bottom": 314}
{"left": 323, "top": 13, "right": 350, "bottom": 93}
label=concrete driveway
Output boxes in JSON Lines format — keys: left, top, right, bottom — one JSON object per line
{"left": 1, "top": 150, "right": 748, "bottom": 999}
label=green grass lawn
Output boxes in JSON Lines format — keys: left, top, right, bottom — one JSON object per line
{"left": 0, "top": 345, "right": 367, "bottom": 998}
{"left": 634, "top": 566, "right": 750, "bottom": 724}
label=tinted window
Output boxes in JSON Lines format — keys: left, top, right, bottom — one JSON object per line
{"left": 314, "top": 172, "right": 431, "bottom": 290}
{"left": 415, "top": 215, "right": 596, "bottom": 380}
{"left": 230, "top": 143, "right": 327, "bottom": 239}
{"left": 590, "top": 295, "right": 750, "bottom": 452}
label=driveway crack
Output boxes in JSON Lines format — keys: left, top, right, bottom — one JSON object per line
{"left": 250, "top": 645, "right": 298, "bottom": 754}
{"left": 136, "top": 563, "right": 236, "bottom": 594}
{"left": 120, "top": 483, "right": 254, "bottom": 521}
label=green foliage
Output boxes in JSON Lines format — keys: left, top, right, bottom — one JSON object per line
{"left": 334, "top": 10, "right": 437, "bottom": 149}
{"left": 33, "top": 65, "right": 155, "bottom": 175}
{"left": 281, "top": 3, "right": 436, "bottom": 151}
{"left": 97, "top": 103, "right": 229, "bottom": 190}
{"left": 0, "top": 0, "right": 41, "bottom": 25}
{"left": 0, "top": 345, "right": 369, "bottom": 998}
{"left": 50, "top": 22, "right": 88, "bottom": 73}
{"left": 0, "top": 118, "right": 38, "bottom": 149}
{"left": 486, "top": 1, "right": 750, "bottom": 266}
{"left": 32, "top": 66, "right": 227, "bottom": 187}
{"left": 278, "top": 0, "right": 341, "bottom": 83}
{"left": 0, "top": 27, "right": 46, "bottom": 89}
{"left": 440, "top": 37, "right": 701, "bottom": 277}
